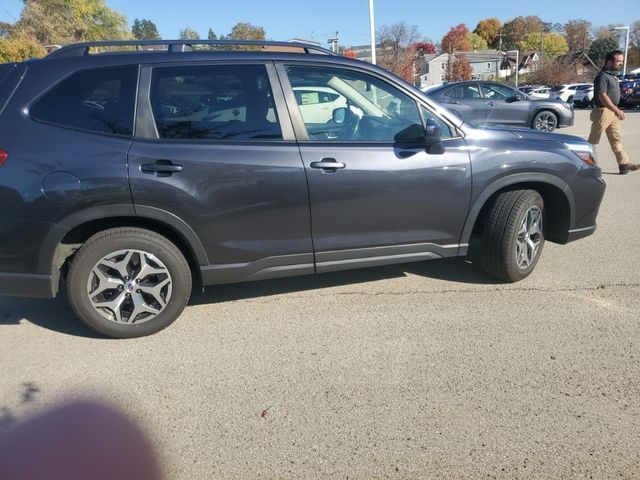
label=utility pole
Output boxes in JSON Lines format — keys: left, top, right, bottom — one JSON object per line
{"left": 327, "top": 31, "right": 339, "bottom": 53}
{"left": 369, "top": 0, "right": 376, "bottom": 64}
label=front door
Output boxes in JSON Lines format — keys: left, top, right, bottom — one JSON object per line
{"left": 481, "top": 82, "right": 529, "bottom": 127}
{"left": 279, "top": 63, "right": 472, "bottom": 272}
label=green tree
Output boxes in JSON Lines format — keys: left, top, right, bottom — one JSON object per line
{"left": 207, "top": 28, "right": 217, "bottom": 40}
{"left": 229, "top": 22, "right": 265, "bottom": 40}
{"left": 588, "top": 36, "right": 619, "bottom": 67}
{"left": 518, "top": 32, "right": 568, "bottom": 58}
{"left": 179, "top": 28, "right": 199, "bottom": 40}
{"left": 132, "top": 18, "right": 161, "bottom": 40}
{"left": 16, "top": 0, "right": 130, "bottom": 44}
{"left": 473, "top": 18, "right": 501, "bottom": 48}
{"left": 563, "top": 19, "right": 592, "bottom": 53}
{"left": 467, "top": 32, "right": 488, "bottom": 51}
{"left": 0, "top": 34, "right": 47, "bottom": 62}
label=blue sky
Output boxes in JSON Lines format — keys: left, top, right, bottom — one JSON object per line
{"left": 0, "top": 0, "right": 631, "bottom": 47}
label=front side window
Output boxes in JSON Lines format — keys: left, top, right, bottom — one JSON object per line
{"left": 286, "top": 65, "right": 422, "bottom": 142}
{"left": 481, "top": 83, "right": 517, "bottom": 100}
{"left": 444, "top": 84, "right": 481, "bottom": 99}
{"left": 150, "top": 64, "right": 282, "bottom": 140}
{"left": 30, "top": 65, "right": 138, "bottom": 136}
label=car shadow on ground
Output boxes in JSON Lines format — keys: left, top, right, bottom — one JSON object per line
{"left": 0, "top": 258, "right": 498, "bottom": 337}
{"left": 189, "top": 257, "right": 498, "bottom": 306}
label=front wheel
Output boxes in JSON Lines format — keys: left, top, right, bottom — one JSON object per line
{"left": 67, "top": 228, "right": 192, "bottom": 338}
{"left": 532, "top": 110, "right": 558, "bottom": 132}
{"left": 480, "top": 190, "right": 545, "bottom": 282}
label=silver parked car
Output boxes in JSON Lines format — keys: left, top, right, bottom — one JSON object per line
{"left": 425, "top": 81, "right": 574, "bottom": 132}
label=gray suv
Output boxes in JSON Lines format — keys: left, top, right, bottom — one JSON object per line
{"left": 0, "top": 40, "right": 605, "bottom": 338}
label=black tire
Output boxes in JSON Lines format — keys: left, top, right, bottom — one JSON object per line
{"left": 67, "top": 228, "right": 192, "bottom": 338}
{"left": 531, "top": 110, "right": 558, "bottom": 132}
{"left": 480, "top": 190, "right": 545, "bottom": 283}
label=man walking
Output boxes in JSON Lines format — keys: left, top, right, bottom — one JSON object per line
{"left": 588, "top": 50, "right": 639, "bottom": 174}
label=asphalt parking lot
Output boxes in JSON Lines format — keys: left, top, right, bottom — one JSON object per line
{"left": 1, "top": 109, "right": 639, "bottom": 479}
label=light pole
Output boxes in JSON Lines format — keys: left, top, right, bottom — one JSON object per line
{"left": 506, "top": 50, "right": 520, "bottom": 87}
{"left": 610, "top": 26, "right": 630, "bottom": 76}
{"left": 369, "top": 0, "right": 376, "bottom": 64}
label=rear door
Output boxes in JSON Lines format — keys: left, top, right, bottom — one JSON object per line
{"left": 128, "top": 61, "right": 314, "bottom": 285}
{"left": 440, "top": 82, "right": 487, "bottom": 124}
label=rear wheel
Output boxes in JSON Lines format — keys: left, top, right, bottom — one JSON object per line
{"left": 67, "top": 228, "right": 192, "bottom": 338}
{"left": 532, "top": 110, "right": 558, "bottom": 132}
{"left": 480, "top": 190, "right": 545, "bottom": 282}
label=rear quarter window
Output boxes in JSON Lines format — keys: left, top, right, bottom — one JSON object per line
{"left": 30, "top": 65, "right": 138, "bottom": 136}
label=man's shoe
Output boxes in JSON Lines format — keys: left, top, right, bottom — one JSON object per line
{"left": 619, "top": 163, "right": 640, "bottom": 175}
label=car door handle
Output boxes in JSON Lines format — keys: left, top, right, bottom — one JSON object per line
{"left": 486, "top": 101, "right": 496, "bottom": 107}
{"left": 141, "top": 160, "right": 183, "bottom": 175}
{"left": 448, "top": 100, "right": 461, "bottom": 105}
{"left": 310, "top": 159, "right": 346, "bottom": 170}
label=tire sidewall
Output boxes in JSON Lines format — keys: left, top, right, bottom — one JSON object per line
{"left": 504, "top": 192, "right": 545, "bottom": 281}
{"left": 68, "top": 231, "right": 191, "bottom": 338}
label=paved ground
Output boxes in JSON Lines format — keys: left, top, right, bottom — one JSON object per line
{"left": 1, "top": 109, "right": 640, "bottom": 479}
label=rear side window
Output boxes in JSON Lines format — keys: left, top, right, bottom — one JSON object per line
{"left": 30, "top": 65, "right": 138, "bottom": 136}
{"left": 150, "top": 64, "right": 282, "bottom": 141}
{"left": 445, "top": 84, "right": 481, "bottom": 99}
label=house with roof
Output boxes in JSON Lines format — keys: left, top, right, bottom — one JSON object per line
{"left": 418, "top": 50, "right": 503, "bottom": 88}
{"left": 498, "top": 51, "right": 541, "bottom": 78}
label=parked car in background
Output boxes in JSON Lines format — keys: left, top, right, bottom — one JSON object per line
{"left": 0, "top": 40, "right": 604, "bottom": 338}
{"left": 619, "top": 75, "right": 640, "bottom": 109}
{"left": 573, "top": 85, "right": 594, "bottom": 108}
{"left": 425, "top": 80, "right": 574, "bottom": 132}
{"left": 528, "top": 86, "right": 551, "bottom": 99}
{"left": 550, "top": 83, "right": 592, "bottom": 103}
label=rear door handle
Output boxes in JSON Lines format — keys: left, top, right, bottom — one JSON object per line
{"left": 141, "top": 160, "right": 183, "bottom": 176}
{"left": 486, "top": 101, "right": 496, "bottom": 107}
{"left": 310, "top": 158, "right": 346, "bottom": 171}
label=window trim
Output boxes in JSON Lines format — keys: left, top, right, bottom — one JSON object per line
{"left": 276, "top": 60, "right": 461, "bottom": 144}
{"left": 134, "top": 60, "right": 295, "bottom": 143}
{"left": 29, "top": 64, "right": 141, "bottom": 139}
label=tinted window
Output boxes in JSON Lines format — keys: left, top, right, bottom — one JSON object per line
{"left": 445, "top": 84, "right": 481, "bottom": 99}
{"left": 420, "top": 105, "right": 453, "bottom": 139}
{"left": 150, "top": 64, "right": 282, "bottom": 141}
{"left": 30, "top": 66, "right": 137, "bottom": 136}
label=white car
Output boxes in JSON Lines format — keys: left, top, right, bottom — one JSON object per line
{"left": 528, "top": 86, "right": 551, "bottom": 99}
{"left": 573, "top": 85, "right": 594, "bottom": 108}
{"left": 293, "top": 86, "right": 347, "bottom": 123}
{"left": 550, "top": 83, "right": 592, "bottom": 103}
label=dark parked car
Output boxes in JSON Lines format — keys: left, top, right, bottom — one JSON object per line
{"left": 619, "top": 75, "right": 640, "bottom": 109}
{"left": 0, "top": 40, "right": 605, "bottom": 338}
{"left": 425, "top": 80, "right": 574, "bottom": 132}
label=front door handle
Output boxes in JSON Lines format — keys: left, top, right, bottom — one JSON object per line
{"left": 141, "top": 160, "right": 183, "bottom": 176}
{"left": 310, "top": 158, "right": 346, "bottom": 171}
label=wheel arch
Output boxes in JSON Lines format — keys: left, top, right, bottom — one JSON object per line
{"left": 40, "top": 205, "right": 208, "bottom": 295}
{"left": 460, "top": 173, "right": 575, "bottom": 253}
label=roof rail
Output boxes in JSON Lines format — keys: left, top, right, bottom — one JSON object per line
{"left": 46, "top": 39, "right": 338, "bottom": 59}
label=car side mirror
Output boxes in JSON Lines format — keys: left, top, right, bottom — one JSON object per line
{"left": 332, "top": 107, "right": 347, "bottom": 124}
{"left": 505, "top": 95, "right": 521, "bottom": 103}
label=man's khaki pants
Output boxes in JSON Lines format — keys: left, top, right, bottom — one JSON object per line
{"left": 587, "top": 107, "right": 630, "bottom": 166}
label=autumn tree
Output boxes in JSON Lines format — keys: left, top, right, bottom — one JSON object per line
{"left": 631, "top": 20, "right": 640, "bottom": 47}
{"left": 474, "top": 18, "right": 501, "bottom": 48}
{"left": 414, "top": 41, "right": 436, "bottom": 54}
{"left": 527, "top": 57, "right": 589, "bottom": 85}
{"left": 445, "top": 53, "right": 473, "bottom": 81}
{"left": 229, "top": 22, "right": 266, "bottom": 40}
{"left": 501, "top": 15, "right": 544, "bottom": 50}
{"left": 132, "top": 18, "right": 161, "bottom": 40}
{"left": 467, "top": 32, "right": 488, "bottom": 51}
{"left": 441, "top": 24, "right": 470, "bottom": 53}
{"left": 376, "top": 21, "right": 420, "bottom": 80}
{"left": 342, "top": 49, "right": 357, "bottom": 58}
{"left": 518, "top": 32, "right": 568, "bottom": 58}
{"left": 179, "top": 28, "right": 199, "bottom": 40}
{"left": 564, "top": 19, "right": 592, "bottom": 53}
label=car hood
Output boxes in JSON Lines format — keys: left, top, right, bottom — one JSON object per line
{"left": 463, "top": 124, "right": 585, "bottom": 144}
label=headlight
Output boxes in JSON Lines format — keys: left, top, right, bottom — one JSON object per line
{"left": 563, "top": 142, "right": 597, "bottom": 166}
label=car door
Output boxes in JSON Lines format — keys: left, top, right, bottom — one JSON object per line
{"left": 481, "top": 82, "right": 529, "bottom": 126}
{"left": 128, "top": 62, "right": 314, "bottom": 285}
{"left": 439, "top": 82, "right": 487, "bottom": 124}
{"left": 277, "top": 62, "right": 472, "bottom": 272}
